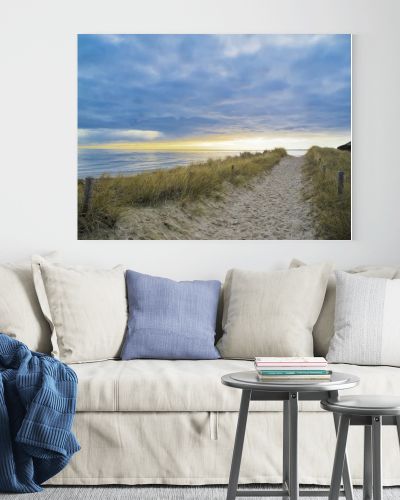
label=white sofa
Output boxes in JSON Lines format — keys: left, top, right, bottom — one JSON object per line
{"left": 47, "top": 359, "right": 400, "bottom": 486}
{"left": 2, "top": 257, "right": 399, "bottom": 487}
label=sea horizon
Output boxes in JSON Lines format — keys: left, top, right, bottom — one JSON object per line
{"left": 78, "top": 148, "right": 308, "bottom": 179}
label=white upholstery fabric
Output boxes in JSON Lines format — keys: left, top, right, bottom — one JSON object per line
{"left": 73, "top": 359, "right": 400, "bottom": 413}
{"left": 0, "top": 254, "right": 60, "bottom": 353}
{"left": 217, "top": 263, "right": 332, "bottom": 359}
{"left": 328, "top": 272, "right": 400, "bottom": 366}
{"left": 32, "top": 255, "right": 128, "bottom": 363}
{"left": 290, "top": 259, "right": 399, "bottom": 357}
{"left": 47, "top": 411, "right": 400, "bottom": 486}
{"left": 48, "top": 359, "right": 400, "bottom": 486}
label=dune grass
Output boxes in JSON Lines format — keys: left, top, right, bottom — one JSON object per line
{"left": 78, "top": 148, "right": 287, "bottom": 238}
{"left": 302, "top": 146, "right": 351, "bottom": 240}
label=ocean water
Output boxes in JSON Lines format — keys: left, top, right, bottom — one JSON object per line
{"left": 78, "top": 149, "right": 307, "bottom": 179}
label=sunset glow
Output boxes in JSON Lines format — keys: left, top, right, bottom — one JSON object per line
{"left": 79, "top": 131, "right": 349, "bottom": 152}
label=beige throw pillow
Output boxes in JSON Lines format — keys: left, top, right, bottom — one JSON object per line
{"left": 32, "top": 256, "right": 128, "bottom": 363}
{"left": 290, "top": 259, "right": 399, "bottom": 357}
{"left": 217, "top": 262, "right": 332, "bottom": 359}
{"left": 0, "top": 259, "right": 53, "bottom": 353}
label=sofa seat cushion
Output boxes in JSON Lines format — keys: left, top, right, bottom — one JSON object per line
{"left": 72, "top": 359, "right": 400, "bottom": 413}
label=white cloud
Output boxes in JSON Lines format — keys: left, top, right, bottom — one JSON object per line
{"left": 78, "top": 128, "right": 163, "bottom": 144}
{"left": 217, "top": 34, "right": 336, "bottom": 58}
{"left": 78, "top": 129, "right": 90, "bottom": 138}
{"left": 220, "top": 36, "right": 267, "bottom": 58}
{"left": 109, "top": 129, "right": 162, "bottom": 140}
{"left": 99, "top": 34, "right": 126, "bottom": 45}
{"left": 269, "top": 35, "right": 334, "bottom": 48}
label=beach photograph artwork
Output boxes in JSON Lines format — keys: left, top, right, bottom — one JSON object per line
{"left": 78, "top": 34, "right": 351, "bottom": 240}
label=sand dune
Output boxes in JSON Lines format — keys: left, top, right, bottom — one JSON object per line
{"left": 111, "top": 156, "right": 316, "bottom": 240}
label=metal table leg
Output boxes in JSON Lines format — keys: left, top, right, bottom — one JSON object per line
{"left": 363, "top": 426, "right": 373, "bottom": 500}
{"left": 289, "top": 392, "right": 299, "bottom": 500}
{"left": 225, "top": 385, "right": 357, "bottom": 499}
{"left": 226, "top": 390, "right": 251, "bottom": 500}
{"left": 396, "top": 416, "right": 400, "bottom": 448}
{"left": 283, "top": 400, "right": 290, "bottom": 493}
{"left": 329, "top": 415, "right": 351, "bottom": 500}
{"left": 333, "top": 413, "right": 354, "bottom": 500}
{"left": 372, "top": 416, "right": 382, "bottom": 500}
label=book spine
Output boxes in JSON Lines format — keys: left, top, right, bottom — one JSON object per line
{"left": 255, "top": 357, "right": 326, "bottom": 361}
{"left": 257, "top": 374, "right": 331, "bottom": 380}
{"left": 254, "top": 364, "right": 328, "bottom": 371}
{"left": 255, "top": 363, "right": 328, "bottom": 367}
{"left": 257, "top": 370, "right": 331, "bottom": 375}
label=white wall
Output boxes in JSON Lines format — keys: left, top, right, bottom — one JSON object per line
{"left": 0, "top": 0, "right": 399, "bottom": 280}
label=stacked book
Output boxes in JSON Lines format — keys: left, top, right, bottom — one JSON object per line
{"left": 254, "top": 357, "right": 331, "bottom": 381}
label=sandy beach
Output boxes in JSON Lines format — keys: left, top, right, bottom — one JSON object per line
{"left": 111, "top": 155, "right": 316, "bottom": 240}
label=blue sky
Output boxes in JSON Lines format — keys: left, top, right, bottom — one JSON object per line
{"left": 78, "top": 34, "right": 351, "bottom": 150}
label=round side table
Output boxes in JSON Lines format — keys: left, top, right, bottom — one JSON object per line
{"left": 321, "top": 395, "right": 400, "bottom": 500}
{"left": 221, "top": 370, "right": 360, "bottom": 500}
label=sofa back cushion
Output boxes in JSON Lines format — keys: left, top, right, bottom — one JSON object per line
{"left": 327, "top": 271, "right": 400, "bottom": 366}
{"left": 32, "top": 255, "right": 128, "bottom": 363}
{"left": 217, "top": 262, "right": 332, "bottom": 359}
{"left": 0, "top": 260, "right": 52, "bottom": 353}
{"left": 121, "top": 270, "right": 221, "bottom": 360}
{"left": 290, "top": 259, "right": 399, "bottom": 356}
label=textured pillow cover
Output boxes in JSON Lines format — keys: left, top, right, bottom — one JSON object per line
{"left": 121, "top": 270, "right": 221, "bottom": 360}
{"left": 217, "top": 262, "right": 332, "bottom": 359}
{"left": 290, "top": 259, "right": 399, "bottom": 356}
{"left": 327, "top": 271, "right": 400, "bottom": 366}
{"left": 32, "top": 256, "right": 128, "bottom": 363}
{"left": 0, "top": 261, "right": 52, "bottom": 353}
{"left": 0, "top": 252, "right": 61, "bottom": 353}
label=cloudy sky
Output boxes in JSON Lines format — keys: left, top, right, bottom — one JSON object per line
{"left": 78, "top": 34, "right": 351, "bottom": 151}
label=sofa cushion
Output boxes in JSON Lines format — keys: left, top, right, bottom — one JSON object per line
{"left": 32, "top": 255, "right": 128, "bottom": 363}
{"left": 72, "top": 359, "right": 400, "bottom": 413}
{"left": 121, "top": 270, "right": 221, "bottom": 360}
{"left": 217, "top": 263, "right": 332, "bottom": 359}
{"left": 0, "top": 253, "right": 60, "bottom": 353}
{"left": 290, "top": 259, "right": 399, "bottom": 357}
{"left": 328, "top": 271, "right": 400, "bottom": 366}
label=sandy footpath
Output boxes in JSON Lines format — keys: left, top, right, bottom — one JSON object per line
{"left": 114, "top": 155, "right": 316, "bottom": 240}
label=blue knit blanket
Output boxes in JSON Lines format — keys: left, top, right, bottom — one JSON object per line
{"left": 0, "top": 334, "right": 80, "bottom": 493}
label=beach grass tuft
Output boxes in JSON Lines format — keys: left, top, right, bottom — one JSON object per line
{"left": 302, "top": 146, "right": 351, "bottom": 240}
{"left": 78, "top": 148, "right": 287, "bottom": 237}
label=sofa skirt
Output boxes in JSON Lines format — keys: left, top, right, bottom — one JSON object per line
{"left": 47, "top": 411, "right": 400, "bottom": 486}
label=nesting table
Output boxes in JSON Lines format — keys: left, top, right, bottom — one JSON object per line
{"left": 321, "top": 395, "right": 400, "bottom": 500}
{"left": 221, "top": 371, "right": 360, "bottom": 500}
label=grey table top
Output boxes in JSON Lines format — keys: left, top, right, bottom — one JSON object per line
{"left": 221, "top": 370, "right": 360, "bottom": 393}
{"left": 321, "top": 395, "right": 400, "bottom": 416}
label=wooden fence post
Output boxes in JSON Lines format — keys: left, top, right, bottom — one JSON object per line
{"left": 337, "top": 171, "right": 344, "bottom": 195}
{"left": 82, "top": 177, "right": 94, "bottom": 215}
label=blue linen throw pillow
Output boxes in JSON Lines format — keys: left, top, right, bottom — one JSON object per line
{"left": 121, "top": 270, "right": 221, "bottom": 360}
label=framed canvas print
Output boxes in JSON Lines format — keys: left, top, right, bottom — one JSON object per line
{"left": 78, "top": 34, "right": 351, "bottom": 240}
